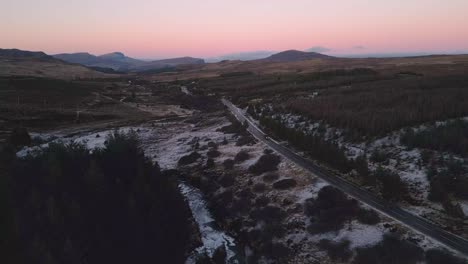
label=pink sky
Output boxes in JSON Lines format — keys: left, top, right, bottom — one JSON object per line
{"left": 1, "top": 0, "right": 468, "bottom": 58}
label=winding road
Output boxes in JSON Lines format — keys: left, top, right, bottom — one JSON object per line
{"left": 222, "top": 98, "right": 468, "bottom": 257}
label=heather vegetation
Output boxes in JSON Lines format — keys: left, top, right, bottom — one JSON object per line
{"left": 1, "top": 131, "right": 195, "bottom": 264}
{"left": 318, "top": 239, "right": 353, "bottom": 262}
{"left": 304, "top": 186, "right": 379, "bottom": 234}
{"left": 248, "top": 153, "right": 281, "bottom": 175}
{"left": 427, "top": 159, "right": 468, "bottom": 203}
{"left": 353, "top": 234, "right": 424, "bottom": 264}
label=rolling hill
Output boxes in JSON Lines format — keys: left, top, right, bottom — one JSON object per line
{"left": 261, "top": 49, "right": 334, "bottom": 62}
{"left": 53, "top": 52, "right": 205, "bottom": 72}
{"left": 0, "top": 49, "right": 110, "bottom": 79}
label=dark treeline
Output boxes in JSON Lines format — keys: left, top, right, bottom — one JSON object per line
{"left": 196, "top": 68, "right": 384, "bottom": 106}
{"left": 259, "top": 115, "right": 353, "bottom": 173}
{"left": 401, "top": 119, "right": 468, "bottom": 156}
{"left": 0, "top": 131, "right": 195, "bottom": 264}
{"left": 295, "top": 68, "right": 378, "bottom": 84}
{"left": 284, "top": 75, "right": 468, "bottom": 137}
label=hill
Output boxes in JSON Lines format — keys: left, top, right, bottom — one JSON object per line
{"left": 0, "top": 49, "right": 109, "bottom": 79}
{"left": 53, "top": 52, "right": 205, "bottom": 72}
{"left": 135, "top": 57, "right": 205, "bottom": 71}
{"left": 261, "top": 50, "right": 334, "bottom": 62}
{"left": 0, "top": 48, "right": 52, "bottom": 60}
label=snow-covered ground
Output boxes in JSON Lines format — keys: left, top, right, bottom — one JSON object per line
{"left": 255, "top": 109, "right": 468, "bottom": 230}
{"left": 18, "top": 112, "right": 464, "bottom": 263}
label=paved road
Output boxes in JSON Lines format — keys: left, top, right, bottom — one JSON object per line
{"left": 222, "top": 98, "right": 468, "bottom": 257}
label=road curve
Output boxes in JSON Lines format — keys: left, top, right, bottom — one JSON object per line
{"left": 222, "top": 98, "right": 468, "bottom": 257}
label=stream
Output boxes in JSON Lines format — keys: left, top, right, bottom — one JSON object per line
{"left": 179, "top": 183, "right": 245, "bottom": 264}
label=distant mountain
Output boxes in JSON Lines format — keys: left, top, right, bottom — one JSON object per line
{"left": 135, "top": 57, "right": 205, "bottom": 71}
{"left": 0, "top": 49, "right": 110, "bottom": 79}
{"left": 53, "top": 52, "right": 205, "bottom": 72}
{"left": 206, "top": 51, "right": 277, "bottom": 62}
{"left": 53, "top": 52, "right": 101, "bottom": 65}
{"left": 0, "top": 48, "right": 54, "bottom": 60}
{"left": 261, "top": 50, "right": 334, "bottom": 62}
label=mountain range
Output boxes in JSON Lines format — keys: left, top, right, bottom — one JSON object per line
{"left": 0, "top": 48, "right": 337, "bottom": 77}
{"left": 53, "top": 52, "right": 205, "bottom": 72}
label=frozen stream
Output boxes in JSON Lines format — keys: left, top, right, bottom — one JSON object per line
{"left": 180, "top": 183, "right": 244, "bottom": 264}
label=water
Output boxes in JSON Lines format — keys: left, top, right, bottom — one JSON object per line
{"left": 179, "top": 183, "right": 244, "bottom": 264}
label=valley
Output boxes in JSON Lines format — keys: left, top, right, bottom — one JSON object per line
{"left": 1, "top": 48, "right": 468, "bottom": 264}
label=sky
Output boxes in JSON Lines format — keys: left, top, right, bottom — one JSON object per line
{"left": 1, "top": 0, "right": 468, "bottom": 59}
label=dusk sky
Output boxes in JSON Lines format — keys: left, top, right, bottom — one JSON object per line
{"left": 1, "top": 0, "right": 468, "bottom": 59}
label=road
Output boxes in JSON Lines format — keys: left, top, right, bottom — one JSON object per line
{"left": 222, "top": 98, "right": 468, "bottom": 257}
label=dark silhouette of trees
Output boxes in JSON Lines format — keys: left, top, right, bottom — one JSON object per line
{"left": 259, "top": 116, "right": 352, "bottom": 173}
{"left": 284, "top": 75, "right": 468, "bottom": 137}
{"left": 304, "top": 186, "right": 360, "bottom": 234}
{"left": 374, "top": 167, "right": 408, "bottom": 202}
{"left": 234, "top": 150, "right": 250, "bottom": 163}
{"left": 401, "top": 119, "right": 468, "bottom": 156}
{"left": 427, "top": 159, "right": 468, "bottom": 205}
{"left": 9, "top": 127, "right": 31, "bottom": 147}
{"left": 248, "top": 153, "right": 281, "bottom": 175}
{"left": 354, "top": 155, "right": 375, "bottom": 185}
{"left": 5, "top": 131, "right": 195, "bottom": 264}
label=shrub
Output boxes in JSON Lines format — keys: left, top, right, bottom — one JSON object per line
{"left": 207, "top": 149, "right": 221, "bottom": 158}
{"left": 376, "top": 168, "right": 408, "bottom": 202}
{"left": 354, "top": 155, "right": 375, "bottom": 185}
{"left": 428, "top": 159, "right": 468, "bottom": 202}
{"left": 305, "top": 186, "right": 359, "bottom": 234}
{"left": 249, "top": 154, "right": 281, "bottom": 175}
{"left": 206, "top": 158, "right": 215, "bottom": 168}
{"left": 236, "top": 135, "right": 255, "bottom": 146}
{"left": 223, "top": 159, "right": 235, "bottom": 170}
{"left": 178, "top": 151, "right": 202, "bottom": 165}
{"left": 234, "top": 150, "right": 250, "bottom": 163}
{"left": 370, "top": 150, "right": 390, "bottom": 163}
{"left": 207, "top": 141, "right": 218, "bottom": 149}
{"left": 262, "top": 222, "right": 287, "bottom": 239}
{"left": 263, "top": 149, "right": 273, "bottom": 154}
{"left": 262, "top": 242, "right": 290, "bottom": 260}
{"left": 255, "top": 196, "right": 270, "bottom": 207}
{"left": 272, "top": 178, "right": 297, "bottom": 190}
{"left": 218, "top": 174, "right": 235, "bottom": 187}
{"left": 253, "top": 183, "right": 267, "bottom": 193}
{"left": 212, "top": 245, "right": 227, "bottom": 264}
{"left": 262, "top": 172, "right": 279, "bottom": 182}
{"left": 252, "top": 205, "right": 286, "bottom": 222}
{"left": 318, "top": 239, "right": 353, "bottom": 262}
{"left": 357, "top": 208, "right": 380, "bottom": 225}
